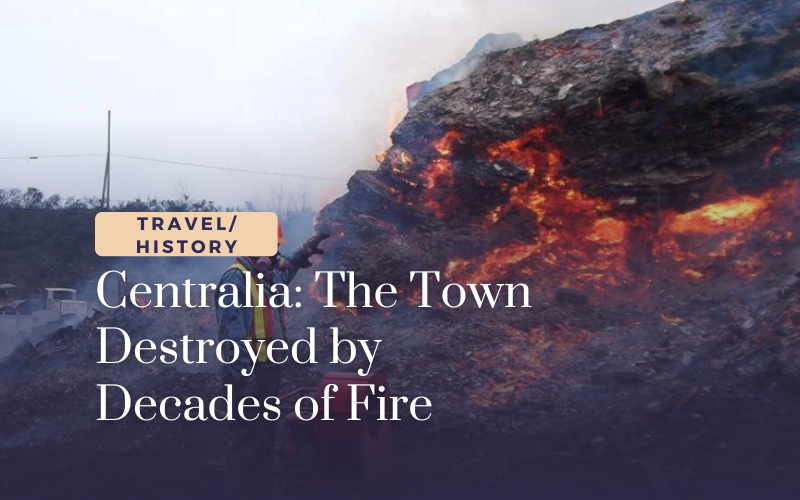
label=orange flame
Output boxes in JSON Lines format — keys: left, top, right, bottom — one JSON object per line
{"left": 433, "top": 131, "right": 461, "bottom": 157}
{"left": 664, "top": 196, "right": 767, "bottom": 235}
{"left": 431, "top": 126, "right": 799, "bottom": 300}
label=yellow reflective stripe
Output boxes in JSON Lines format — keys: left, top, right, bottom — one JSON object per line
{"left": 228, "top": 261, "right": 270, "bottom": 362}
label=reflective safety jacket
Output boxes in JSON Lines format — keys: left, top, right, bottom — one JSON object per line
{"left": 226, "top": 259, "right": 279, "bottom": 362}
{"left": 216, "top": 254, "right": 302, "bottom": 379}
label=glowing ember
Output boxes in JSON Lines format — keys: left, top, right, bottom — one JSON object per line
{"left": 386, "top": 148, "right": 414, "bottom": 172}
{"left": 664, "top": 196, "right": 767, "bottom": 235}
{"left": 443, "top": 126, "right": 633, "bottom": 296}
{"left": 398, "top": 150, "right": 413, "bottom": 166}
{"left": 417, "top": 156, "right": 455, "bottom": 217}
{"left": 487, "top": 126, "right": 547, "bottom": 176}
{"left": 484, "top": 205, "right": 504, "bottom": 225}
{"left": 661, "top": 313, "right": 685, "bottom": 326}
{"left": 586, "top": 218, "right": 627, "bottom": 245}
{"left": 764, "top": 145, "right": 782, "bottom": 168}
{"left": 333, "top": 300, "right": 358, "bottom": 316}
{"left": 654, "top": 181, "right": 799, "bottom": 279}
{"left": 307, "top": 275, "right": 359, "bottom": 316}
{"left": 682, "top": 269, "right": 705, "bottom": 280}
{"left": 427, "top": 126, "right": 800, "bottom": 299}
{"left": 423, "top": 159, "right": 453, "bottom": 189}
{"left": 447, "top": 243, "right": 541, "bottom": 284}
{"left": 432, "top": 130, "right": 461, "bottom": 157}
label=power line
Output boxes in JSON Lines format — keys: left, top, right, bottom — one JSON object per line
{"left": 0, "top": 151, "right": 345, "bottom": 183}
{"left": 112, "top": 153, "right": 342, "bottom": 182}
{"left": 2, "top": 114, "right": 350, "bottom": 187}
{"left": 0, "top": 153, "right": 104, "bottom": 161}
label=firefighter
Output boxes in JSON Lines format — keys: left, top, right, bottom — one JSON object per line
{"left": 216, "top": 222, "right": 328, "bottom": 498}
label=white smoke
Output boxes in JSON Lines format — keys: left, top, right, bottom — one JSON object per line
{"left": 0, "top": 0, "right": 672, "bottom": 208}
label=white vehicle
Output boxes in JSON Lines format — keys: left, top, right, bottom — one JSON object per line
{"left": 0, "top": 285, "right": 33, "bottom": 335}
{"left": 0, "top": 285, "right": 88, "bottom": 342}
{"left": 43, "top": 288, "right": 88, "bottom": 322}
{"left": 0, "top": 284, "right": 17, "bottom": 306}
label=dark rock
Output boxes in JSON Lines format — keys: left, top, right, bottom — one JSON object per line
{"left": 590, "top": 372, "right": 644, "bottom": 386}
{"left": 555, "top": 288, "right": 590, "bottom": 307}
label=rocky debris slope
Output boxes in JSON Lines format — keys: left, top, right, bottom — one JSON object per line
{"left": 318, "top": 0, "right": 799, "bottom": 290}
{"left": 308, "top": 0, "right": 800, "bottom": 405}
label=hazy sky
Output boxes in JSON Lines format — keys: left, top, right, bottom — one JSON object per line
{"left": 0, "top": 0, "right": 670, "bottom": 208}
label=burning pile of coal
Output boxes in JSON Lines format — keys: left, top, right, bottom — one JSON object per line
{"left": 309, "top": 0, "right": 800, "bottom": 409}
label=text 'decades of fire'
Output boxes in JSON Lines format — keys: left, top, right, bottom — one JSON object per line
{"left": 94, "top": 212, "right": 278, "bottom": 257}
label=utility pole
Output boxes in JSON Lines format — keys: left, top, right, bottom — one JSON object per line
{"left": 101, "top": 110, "right": 111, "bottom": 209}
